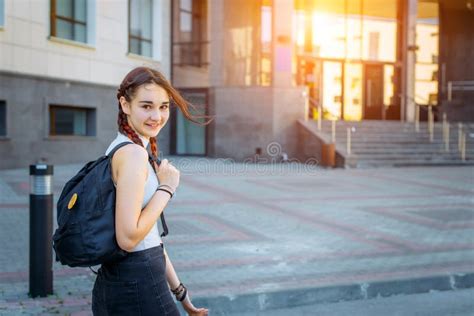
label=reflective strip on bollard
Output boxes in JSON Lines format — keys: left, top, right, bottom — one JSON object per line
{"left": 29, "top": 165, "right": 54, "bottom": 195}
{"left": 30, "top": 175, "right": 52, "bottom": 195}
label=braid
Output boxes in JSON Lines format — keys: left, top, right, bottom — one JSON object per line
{"left": 117, "top": 86, "right": 159, "bottom": 171}
{"left": 117, "top": 108, "right": 144, "bottom": 147}
{"left": 149, "top": 137, "right": 159, "bottom": 161}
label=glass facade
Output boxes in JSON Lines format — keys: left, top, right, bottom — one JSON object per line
{"left": 172, "top": 0, "right": 208, "bottom": 67}
{"left": 129, "top": 0, "right": 153, "bottom": 57}
{"left": 416, "top": 0, "right": 439, "bottom": 105}
{"left": 294, "top": 0, "right": 400, "bottom": 121}
{"left": 223, "top": 0, "right": 272, "bottom": 86}
{"left": 51, "top": 0, "right": 87, "bottom": 43}
{"left": 174, "top": 91, "right": 207, "bottom": 155}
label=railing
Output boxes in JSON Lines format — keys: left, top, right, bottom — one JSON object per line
{"left": 309, "top": 92, "right": 468, "bottom": 162}
{"left": 459, "top": 123, "right": 467, "bottom": 161}
{"left": 172, "top": 41, "right": 210, "bottom": 67}
{"left": 444, "top": 81, "right": 472, "bottom": 161}
{"left": 307, "top": 96, "right": 322, "bottom": 131}
{"left": 306, "top": 97, "right": 356, "bottom": 157}
{"left": 447, "top": 80, "right": 474, "bottom": 102}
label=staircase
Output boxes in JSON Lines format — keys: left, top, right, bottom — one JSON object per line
{"left": 299, "top": 120, "right": 474, "bottom": 168}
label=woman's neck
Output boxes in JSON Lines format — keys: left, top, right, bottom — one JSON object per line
{"left": 119, "top": 131, "right": 150, "bottom": 148}
{"left": 137, "top": 133, "right": 150, "bottom": 147}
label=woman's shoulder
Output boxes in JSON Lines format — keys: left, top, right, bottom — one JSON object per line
{"left": 115, "top": 143, "right": 148, "bottom": 161}
{"left": 111, "top": 144, "right": 149, "bottom": 181}
{"left": 107, "top": 133, "right": 149, "bottom": 167}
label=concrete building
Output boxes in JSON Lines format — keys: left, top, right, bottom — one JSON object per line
{"left": 1, "top": 0, "right": 473, "bottom": 169}
{"left": 171, "top": 0, "right": 307, "bottom": 161}
{"left": 0, "top": 0, "right": 171, "bottom": 169}
{"left": 170, "top": 0, "right": 473, "bottom": 164}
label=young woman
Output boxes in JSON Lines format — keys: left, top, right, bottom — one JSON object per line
{"left": 92, "top": 67, "right": 209, "bottom": 315}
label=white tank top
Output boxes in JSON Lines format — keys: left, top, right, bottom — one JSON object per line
{"left": 105, "top": 132, "right": 162, "bottom": 252}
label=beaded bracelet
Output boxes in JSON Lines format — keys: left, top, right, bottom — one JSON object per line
{"left": 171, "top": 283, "right": 187, "bottom": 301}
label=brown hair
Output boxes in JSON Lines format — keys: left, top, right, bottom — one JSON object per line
{"left": 116, "top": 66, "right": 211, "bottom": 163}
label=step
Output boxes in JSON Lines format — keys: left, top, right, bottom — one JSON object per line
{"left": 321, "top": 129, "right": 474, "bottom": 135}
{"left": 351, "top": 149, "right": 474, "bottom": 155}
{"left": 300, "top": 119, "right": 474, "bottom": 168}
{"left": 352, "top": 154, "right": 472, "bottom": 160}
{"left": 356, "top": 160, "right": 474, "bottom": 168}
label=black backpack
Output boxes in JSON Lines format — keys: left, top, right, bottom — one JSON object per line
{"left": 52, "top": 142, "right": 168, "bottom": 267}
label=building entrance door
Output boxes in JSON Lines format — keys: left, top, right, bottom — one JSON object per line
{"left": 171, "top": 89, "right": 207, "bottom": 156}
{"left": 322, "top": 61, "right": 343, "bottom": 120}
{"left": 364, "top": 64, "right": 385, "bottom": 120}
{"left": 297, "top": 57, "right": 398, "bottom": 121}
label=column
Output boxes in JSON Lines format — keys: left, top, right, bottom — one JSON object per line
{"left": 401, "top": 0, "right": 417, "bottom": 122}
{"left": 272, "top": 0, "right": 294, "bottom": 87}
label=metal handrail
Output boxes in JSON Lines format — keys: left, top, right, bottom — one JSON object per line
{"left": 307, "top": 96, "right": 323, "bottom": 131}
{"left": 447, "top": 80, "right": 474, "bottom": 101}
{"left": 400, "top": 93, "right": 433, "bottom": 107}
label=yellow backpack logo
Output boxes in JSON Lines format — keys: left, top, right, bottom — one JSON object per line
{"left": 68, "top": 193, "right": 78, "bottom": 210}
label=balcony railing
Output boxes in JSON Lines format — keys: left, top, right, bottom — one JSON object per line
{"left": 172, "top": 41, "right": 210, "bottom": 67}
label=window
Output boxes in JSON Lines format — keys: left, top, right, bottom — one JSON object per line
{"left": 0, "top": 0, "right": 4, "bottom": 28}
{"left": 129, "top": 0, "right": 153, "bottom": 57}
{"left": 174, "top": 90, "right": 207, "bottom": 155}
{"left": 415, "top": 0, "right": 439, "bottom": 105}
{"left": 172, "top": 0, "right": 209, "bottom": 67}
{"left": 222, "top": 0, "right": 271, "bottom": 86}
{"left": 294, "top": 0, "right": 397, "bottom": 62}
{"left": 49, "top": 105, "right": 96, "bottom": 136}
{"left": 50, "top": 0, "right": 88, "bottom": 43}
{"left": 0, "top": 101, "right": 6, "bottom": 136}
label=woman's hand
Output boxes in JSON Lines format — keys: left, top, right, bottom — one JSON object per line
{"left": 155, "top": 159, "right": 180, "bottom": 192}
{"left": 181, "top": 297, "right": 208, "bottom": 316}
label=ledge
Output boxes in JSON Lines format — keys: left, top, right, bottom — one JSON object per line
{"left": 126, "top": 52, "right": 160, "bottom": 63}
{"left": 44, "top": 135, "right": 97, "bottom": 141}
{"left": 48, "top": 36, "right": 96, "bottom": 50}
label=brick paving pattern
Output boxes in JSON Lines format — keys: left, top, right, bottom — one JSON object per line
{"left": 0, "top": 158, "right": 473, "bottom": 315}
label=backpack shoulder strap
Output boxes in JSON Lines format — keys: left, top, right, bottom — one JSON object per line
{"left": 107, "top": 141, "right": 134, "bottom": 158}
{"left": 107, "top": 141, "right": 169, "bottom": 237}
{"left": 147, "top": 155, "right": 168, "bottom": 237}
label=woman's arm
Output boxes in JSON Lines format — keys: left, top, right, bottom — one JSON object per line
{"left": 113, "top": 145, "right": 173, "bottom": 251}
{"left": 163, "top": 247, "right": 180, "bottom": 290}
{"left": 163, "top": 247, "right": 209, "bottom": 316}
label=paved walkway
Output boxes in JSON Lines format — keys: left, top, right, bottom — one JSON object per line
{"left": 0, "top": 158, "right": 473, "bottom": 315}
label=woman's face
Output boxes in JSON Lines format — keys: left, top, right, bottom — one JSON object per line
{"left": 120, "top": 83, "right": 170, "bottom": 139}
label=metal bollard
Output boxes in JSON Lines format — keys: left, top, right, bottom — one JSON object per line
{"left": 445, "top": 122, "right": 450, "bottom": 152}
{"left": 317, "top": 105, "right": 322, "bottom": 131}
{"left": 448, "top": 81, "right": 452, "bottom": 102}
{"left": 442, "top": 113, "right": 447, "bottom": 144}
{"left": 458, "top": 123, "right": 463, "bottom": 152}
{"left": 461, "top": 132, "right": 466, "bottom": 162}
{"left": 29, "top": 164, "right": 54, "bottom": 298}
{"left": 415, "top": 105, "right": 420, "bottom": 133}
{"left": 347, "top": 127, "right": 352, "bottom": 156}
{"left": 428, "top": 106, "right": 434, "bottom": 143}
{"left": 331, "top": 119, "right": 336, "bottom": 143}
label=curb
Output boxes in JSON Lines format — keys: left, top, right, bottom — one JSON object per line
{"left": 183, "top": 273, "right": 474, "bottom": 315}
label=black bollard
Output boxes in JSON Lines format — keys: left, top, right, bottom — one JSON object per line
{"left": 29, "top": 164, "right": 54, "bottom": 297}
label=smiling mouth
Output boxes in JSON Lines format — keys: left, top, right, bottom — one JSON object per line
{"left": 146, "top": 123, "right": 159, "bottom": 128}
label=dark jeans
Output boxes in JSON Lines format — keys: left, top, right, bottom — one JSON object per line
{"left": 92, "top": 245, "right": 180, "bottom": 316}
